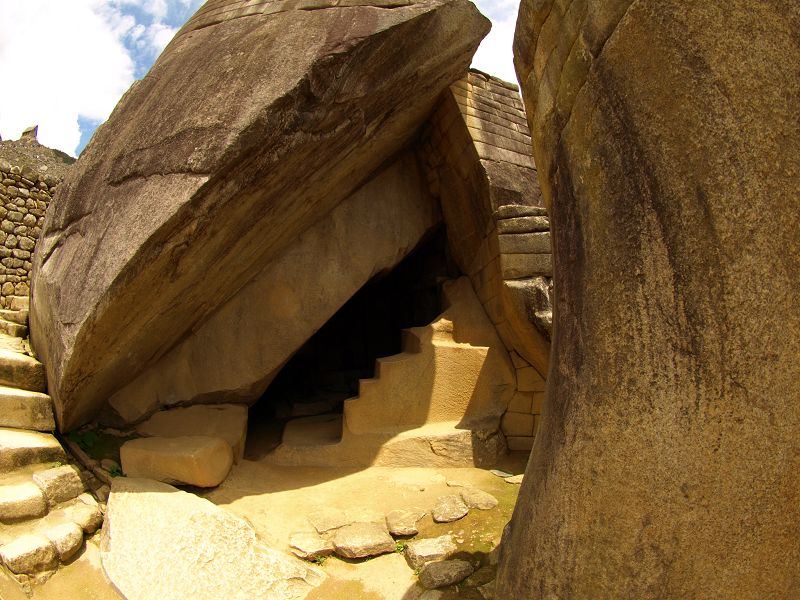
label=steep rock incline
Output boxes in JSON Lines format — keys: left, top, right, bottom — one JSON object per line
{"left": 30, "top": 0, "right": 489, "bottom": 430}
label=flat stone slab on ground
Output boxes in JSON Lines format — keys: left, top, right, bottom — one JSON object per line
{"left": 308, "top": 508, "right": 352, "bottom": 534}
{"left": 419, "top": 559, "right": 475, "bottom": 589}
{"left": 332, "top": 522, "right": 395, "bottom": 559}
{"left": 289, "top": 532, "right": 334, "bottom": 560}
{"left": 431, "top": 495, "right": 469, "bottom": 523}
{"left": 135, "top": 404, "right": 248, "bottom": 462}
{"left": 102, "top": 478, "right": 321, "bottom": 600}
{"left": 504, "top": 474, "right": 523, "bottom": 484}
{"left": 460, "top": 488, "right": 498, "bottom": 510}
{"left": 120, "top": 435, "right": 233, "bottom": 488}
{"left": 404, "top": 535, "right": 458, "bottom": 570}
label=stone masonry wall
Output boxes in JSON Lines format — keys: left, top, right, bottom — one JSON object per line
{"left": 419, "top": 70, "right": 553, "bottom": 451}
{"left": 0, "top": 159, "right": 58, "bottom": 307}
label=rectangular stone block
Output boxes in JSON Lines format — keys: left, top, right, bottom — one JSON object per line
{"left": 508, "top": 392, "right": 533, "bottom": 413}
{"left": 517, "top": 366, "right": 546, "bottom": 392}
{"left": 509, "top": 352, "right": 529, "bottom": 369}
{"left": 501, "top": 412, "right": 535, "bottom": 437}
{"left": 506, "top": 436, "right": 534, "bottom": 451}
{"left": 497, "top": 215, "right": 550, "bottom": 234}
{"left": 501, "top": 253, "right": 553, "bottom": 279}
{"left": 498, "top": 232, "right": 551, "bottom": 254}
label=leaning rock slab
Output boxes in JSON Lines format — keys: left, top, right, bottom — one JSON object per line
{"left": 101, "top": 478, "right": 321, "bottom": 600}
{"left": 120, "top": 436, "right": 233, "bottom": 488}
{"left": 386, "top": 508, "right": 427, "bottom": 536}
{"left": 30, "top": 0, "right": 490, "bottom": 431}
{"left": 502, "top": 1, "right": 800, "bottom": 598}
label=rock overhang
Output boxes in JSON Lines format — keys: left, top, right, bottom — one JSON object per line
{"left": 30, "top": 0, "right": 491, "bottom": 430}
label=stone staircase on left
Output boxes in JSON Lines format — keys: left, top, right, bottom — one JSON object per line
{"left": 0, "top": 306, "right": 103, "bottom": 581}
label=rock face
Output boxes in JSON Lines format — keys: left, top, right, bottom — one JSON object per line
{"left": 107, "top": 152, "right": 441, "bottom": 426}
{"left": 500, "top": 1, "right": 800, "bottom": 599}
{"left": 101, "top": 478, "right": 321, "bottom": 600}
{"left": 30, "top": 0, "right": 490, "bottom": 431}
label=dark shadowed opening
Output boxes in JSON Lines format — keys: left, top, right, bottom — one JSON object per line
{"left": 245, "top": 226, "right": 460, "bottom": 459}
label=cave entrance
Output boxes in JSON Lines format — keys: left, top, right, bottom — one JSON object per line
{"left": 245, "top": 227, "right": 459, "bottom": 459}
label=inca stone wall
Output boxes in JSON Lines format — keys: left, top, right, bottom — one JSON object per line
{"left": 420, "top": 70, "right": 552, "bottom": 451}
{"left": 0, "top": 160, "right": 57, "bottom": 307}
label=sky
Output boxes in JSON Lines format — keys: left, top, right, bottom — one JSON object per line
{"left": 0, "top": 0, "right": 520, "bottom": 157}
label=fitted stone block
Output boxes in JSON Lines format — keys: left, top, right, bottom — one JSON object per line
{"left": 120, "top": 436, "right": 233, "bottom": 488}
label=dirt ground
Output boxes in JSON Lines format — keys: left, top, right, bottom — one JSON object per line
{"left": 1, "top": 453, "right": 528, "bottom": 599}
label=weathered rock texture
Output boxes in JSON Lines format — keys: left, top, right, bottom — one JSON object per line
{"left": 31, "top": 0, "right": 490, "bottom": 430}
{"left": 102, "top": 478, "right": 321, "bottom": 599}
{"left": 500, "top": 1, "right": 800, "bottom": 598}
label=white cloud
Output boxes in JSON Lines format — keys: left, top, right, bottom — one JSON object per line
{"left": 0, "top": 0, "right": 519, "bottom": 156}
{"left": 471, "top": 0, "right": 520, "bottom": 84}
{"left": 0, "top": 0, "right": 134, "bottom": 156}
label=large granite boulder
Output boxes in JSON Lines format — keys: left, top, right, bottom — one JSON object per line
{"left": 30, "top": 0, "right": 489, "bottom": 430}
{"left": 500, "top": 1, "right": 800, "bottom": 598}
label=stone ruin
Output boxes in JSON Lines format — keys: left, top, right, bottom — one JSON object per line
{"left": 30, "top": 0, "right": 553, "bottom": 469}
{"left": 1, "top": 0, "right": 795, "bottom": 597}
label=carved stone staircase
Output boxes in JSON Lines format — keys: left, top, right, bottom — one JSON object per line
{"left": 0, "top": 296, "right": 103, "bottom": 580}
{"left": 268, "top": 277, "right": 515, "bottom": 467}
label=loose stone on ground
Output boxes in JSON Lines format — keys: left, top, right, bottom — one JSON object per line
{"left": 460, "top": 488, "right": 498, "bottom": 510}
{"left": 404, "top": 535, "right": 458, "bottom": 570}
{"left": 418, "top": 559, "right": 475, "bottom": 589}
{"left": 332, "top": 522, "right": 395, "bottom": 559}
{"left": 431, "top": 495, "right": 469, "bottom": 523}
{"left": 385, "top": 508, "right": 426, "bottom": 536}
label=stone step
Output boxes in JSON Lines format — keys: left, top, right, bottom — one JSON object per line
{"left": 0, "top": 310, "right": 28, "bottom": 326}
{"left": 0, "top": 495, "right": 103, "bottom": 575}
{"left": 0, "top": 429, "right": 65, "bottom": 473}
{"left": 0, "top": 386, "right": 54, "bottom": 431}
{"left": 0, "top": 320, "right": 27, "bottom": 339}
{"left": 7, "top": 296, "right": 28, "bottom": 312}
{"left": 281, "top": 414, "right": 343, "bottom": 448}
{"left": 0, "top": 349, "right": 45, "bottom": 392}
{"left": 0, "top": 482, "right": 47, "bottom": 522}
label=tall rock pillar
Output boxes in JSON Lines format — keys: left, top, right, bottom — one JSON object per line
{"left": 500, "top": 1, "right": 800, "bottom": 598}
